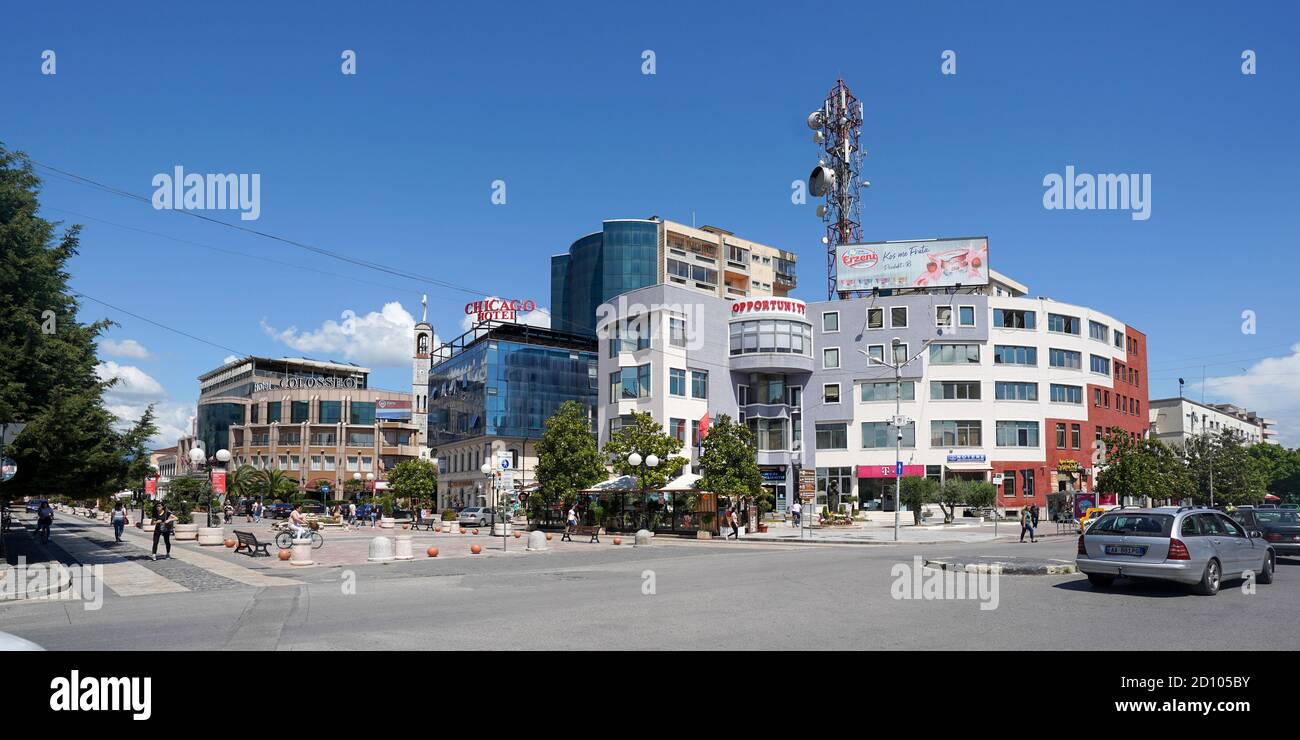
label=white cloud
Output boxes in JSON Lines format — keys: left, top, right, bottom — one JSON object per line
{"left": 261, "top": 301, "right": 434, "bottom": 368}
{"left": 95, "top": 361, "right": 191, "bottom": 447}
{"left": 460, "top": 298, "right": 551, "bottom": 333}
{"left": 222, "top": 354, "right": 239, "bottom": 365}
{"left": 100, "top": 338, "right": 152, "bottom": 360}
{"left": 1203, "top": 343, "right": 1300, "bottom": 447}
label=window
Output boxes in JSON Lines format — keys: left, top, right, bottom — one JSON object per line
{"left": 1093, "top": 389, "right": 1102, "bottom": 406}
{"left": 747, "top": 418, "right": 787, "bottom": 451}
{"left": 669, "top": 418, "right": 686, "bottom": 444}
{"left": 860, "top": 381, "right": 914, "bottom": 402}
{"left": 1020, "top": 468, "right": 1035, "bottom": 498}
{"left": 929, "top": 343, "right": 980, "bottom": 364}
{"left": 931, "top": 381, "right": 981, "bottom": 400}
{"left": 959, "top": 306, "right": 976, "bottom": 327}
{"left": 250, "top": 404, "right": 259, "bottom": 424}
{"left": 788, "top": 385, "right": 802, "bottom": 408}
{"left": 347, "top": 455, "right": 359, "bottom": 472}
{"left": 669, "top": 368, "right": 686, "bottom": 397}
{"left": 324, "top": 455, "right": 336, "bottom": 471}
{"left": 890, "top": 306, "right": 908, "bottom": 328}
{"left": 822, "top": 311, "right": 839, "bottom": 333}
{"left": 931, "top": 420, "right": 982, "bottom": 447}
{"left": 1114, "top": 330, "right": 1125, "bottom": 349}
{"left": 729, "top": 320, "right": 812, "bottom": 356}
{"left": 610, "top": 365, "right": 651, "bottom": 400}
{"left": 823, "top": 383, "right": 841, "bottom": 403}
{"left": 266, "top": 401, "right": 281, "bottom": 423}
{"left": 815, "top": 422, "right": 848, "bottom": 450}
{"left": 1049, "top": 348, "right": 1081, "bottom": 369}
{"left": 993, "top": 308, "right": 1035, "bottom": 329}
{"left": 1071, "top": 424, "right": 1081, "bottom": 449}
{"left": 318, "top": 401, "right": 342, "bottom": 424}
{"left": 1002, "top": 470, "right": 1017, "bottom": 498}
{"left": 996, "top": 421, "right": 1040, "bottom": 447}
{"left": 995, "top": 381, "right": 1038, "bottom": 401}
{"left": 862, "top": 421, "right": 915, "bottom": 448}
{"left": 1089, "top": 354, "right": 1110, "bottom": 375}
{"left": 867, "top": 307, "right": 883, "bottom": 329}
{"left": 816, "top": 467, "right": 853, "bottom": 507}
{"left": 289, "top": 455, "right": 300, "bottom": 471}
{"left": 866, "top": 345, "right": 884, "bottom": 363}
{"left": 350, "top": 401, "right": 375, "bottom": 425}
{"left": 750, "top": 374, "right": 785, "bottom": 404}
{"left": 823, "top": 347, "right": 840, "bottom": 369}
{"left": 935, "top": 306, "right": 953, "bottom": 328}
{"left": 1088, "top": 320, "right": 1108, "bottom": 342}
{"left": 1056, "top": 423, "right": 1067, "bottom": 448}
{"left": 1047, "top": 313, "right": 1080, "bottom": 334}
{"left": 690, "top": 370, "right": 708, "bottom": 399}
{"left": 310, "top": 455, "right": 322, "bottom": 471}
{"left": 291, "top": 401, "right": 309, "bottom": 424}
{"left": 993, "top": 345, "right": 1037, "bottom": 366}
{"left": 669, "top": 317, "right": 687, "bottom": 348}
{"left": 690, "top": 419, "right": 700, "bottom": 447}
{"left": 1049, "top": 383, "right": 1083, "bottom": 404}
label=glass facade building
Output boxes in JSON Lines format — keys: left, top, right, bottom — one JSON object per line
{"left": 551, "top": 220, "right": 659, "bottom": 336}
{"left": 427, "top": 327, "right": 599, "bottom": 447}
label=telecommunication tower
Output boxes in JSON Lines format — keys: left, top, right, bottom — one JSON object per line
{"left": 806, "top": 78, "right": 867, "bottom": 299}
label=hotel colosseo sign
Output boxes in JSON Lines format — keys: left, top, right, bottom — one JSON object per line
{"left": 729, "top": 297, "right": 808, "bottom": 320}
{"left": 254, "top": 375, "right": 360, "bottom": 392}
{"left": 466, "top": 298, "right": 536, "bottom": 324}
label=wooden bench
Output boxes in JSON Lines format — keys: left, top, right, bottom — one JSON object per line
{"left": 409, "top": 519, "right": 438, "bottom": 531}
{"left": 233, "top": 529, "right": 272, "bottom": 557}
{"left": 561, "top": 524, "right": 600, "bottom": 543}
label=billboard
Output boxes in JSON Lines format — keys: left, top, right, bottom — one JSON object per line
{"left": 376, "top": 399, "right": 412, "bottom": 420}
{"left": 835, "top": 237, "right": 988, "bottom": 292}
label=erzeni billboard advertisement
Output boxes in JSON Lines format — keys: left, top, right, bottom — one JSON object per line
{"left": 835, "top": 237, "right": 989, "bottom": 291}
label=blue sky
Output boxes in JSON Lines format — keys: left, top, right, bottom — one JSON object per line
{"left": 4, "top": 1, "right": 1299, "bottom": 445}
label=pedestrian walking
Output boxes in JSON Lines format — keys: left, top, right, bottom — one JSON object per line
{"left": 245, "top": 501, "right": 253, "bottom": 523}
{"left": 224, "top": 502, "right": 234, "bottom": 524}
{"left": 348, "top": 501, "right": 357, "bottom": 529}
{"left": 370, "top": 502, "right": 379, "bottom": 527}
{"left": 253, "top": 500, "right": 263, "bottom": 524}
{"left": 150, "top": 502, "right": 177, "bottom": 560}
{"left": 111, "top": 501, "right": 127, "bottom": 542}
{"left": 1030, "top": 504, "right": 1040, "bottom": 529}
{"left": 727, "top": 507, "right": 740, "bottom": 540}
{"left": 1019, "top": 507, "right": 1037, "bottom": 543}
{"left": 791, "top": 500, "right": 802, "bottom": 528}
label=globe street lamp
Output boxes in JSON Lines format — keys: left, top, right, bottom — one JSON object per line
{"left": 628, "top": 452, "right": 659, "bottom": 531}
{"left": 857, "top": 338, "right": 930, "bottom": 542}
{"left": 211, "top": 449, "right": 231, "bottom": 527}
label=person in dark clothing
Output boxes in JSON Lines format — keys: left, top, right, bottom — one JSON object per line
{"left": 150, "top": 502, "right": 177, "bottom": 560}
{"left": 36, "top": 502, "right": 54, "bottom": 544}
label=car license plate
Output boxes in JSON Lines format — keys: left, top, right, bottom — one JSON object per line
{"left": 1105, "top": 544, "right": 1147, "bottom": 556}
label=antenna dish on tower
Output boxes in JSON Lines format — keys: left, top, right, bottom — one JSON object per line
{"left": 804, "top": 78, "right": 867, "bottom": 299}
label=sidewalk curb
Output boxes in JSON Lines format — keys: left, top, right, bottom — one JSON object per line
{"left": 924, "top": 557, "right": 1077, "bottom": 575}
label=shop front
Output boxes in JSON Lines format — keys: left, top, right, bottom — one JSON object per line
{"left": 856, "top": 464, "right": 926, "bottom": 511}
{"left": 760, "top": 466, "right": 788, "bottom": 514}
{"left": 944, "top": 453, "right": 991, "bottom": 482}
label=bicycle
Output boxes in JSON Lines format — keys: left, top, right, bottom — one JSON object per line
{"left": 274, "top": 521, "right": 324, "bottom": 550}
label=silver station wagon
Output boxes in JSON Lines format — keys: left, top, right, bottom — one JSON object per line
{"left": 1076, "top": 507, "right": 1276, "bottom": 595}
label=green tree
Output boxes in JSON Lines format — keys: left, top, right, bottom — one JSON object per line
{"left": 1247, "top": 443, "right": 1300, "bottom": 500}
{"left": 225, "top": 463, "right": 258, "bottom": 502}
{"left": 258, "top": 468, "right": 300, "bottom": 501}
{"left": 115, "top": 405, "right": 159, "bottom": 495}
{"left": 0, "top": 146, "right": 127, "bottom": 504}
{"left": 166, "top": 476, "right": 202, "bottom": 502}
{"left": 696, "top": 414, "right": 764, "bottom": 512}
{"left": 388, "top": 458, "right": 438, "bottom": 508}
{"left": 935, "top": 479, "right": 971, "bottom": 524}
{"left": 1182, "top": 429, "right": 1267, "bottom": 506}
{"left": 535, "top": 400, "right": 607, "bottom": 510}
{"left": 602, "top": 411, "right": 688, "bottom": 491}
{"left": 965, "top": 481, "right": 997, "bottom": 511}
{"left": 1096, "top": 429, "right": 1149, "bottom": 504}
{"left": 899, "top": 476, "right": 939, "bottom": 525}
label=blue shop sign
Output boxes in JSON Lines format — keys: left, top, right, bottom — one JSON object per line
{"left": 946, "top": 453, "right": 987, "bottom": 463}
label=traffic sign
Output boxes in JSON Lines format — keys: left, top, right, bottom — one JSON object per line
{"left": 1, "top": 457, "right": 16, "bottom": 483}
{"left": 895, "top": 461, "right": 904, "bottom": 477}
{"left": 891, "top": 415, "right": 913, "bottom": 427}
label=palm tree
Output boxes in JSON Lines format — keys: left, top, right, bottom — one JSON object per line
{"left": 225, "top": 464, "right": 258, "bottom": 505}
{"left": 257, "top": 468, "right": 298, "bottom": 502}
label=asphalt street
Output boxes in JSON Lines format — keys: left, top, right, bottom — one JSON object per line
{"left": 5, "top": 520, "right": 1299, "bottom": 650}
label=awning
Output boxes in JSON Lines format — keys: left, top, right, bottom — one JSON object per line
{"left": 662, "top": 473, "right": 701, "bottom": 490}
{"left": 944, "top": 462, "right": 991, "bottom": 471}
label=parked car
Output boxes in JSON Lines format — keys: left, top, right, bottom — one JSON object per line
{"left": 1077, "top": 507, "right": 1275, "bottom": 595}
{"left": 458, "top": 507, "right": 496, "bottom": 527}
{"left": 267, "top": 503, "right": 294, "bottom": 519}
{"left": 1230, "top": 506, "right": 1300, "bottom": 557}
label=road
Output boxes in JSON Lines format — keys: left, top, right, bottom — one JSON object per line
{"left": 4, "top": 517, "right": 1299, "bottom": 650}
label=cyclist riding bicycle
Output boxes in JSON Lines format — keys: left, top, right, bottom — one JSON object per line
{"left": 288, "top": 503, "right": 309, "bottom": 540}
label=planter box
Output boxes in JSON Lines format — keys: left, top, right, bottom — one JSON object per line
{"left": 492, "top": 523, "right": 512, "bottom": 536}
{"left": 139, "top": 522, "right": 155, "bottom": 533}
{"left": 440, "top": 520, "right": 454, "bottom": 533}
{"left": 379, "top": 517, "right": 396, "bottom": 529}
{"left": 173, "top": 523, "right": 199, "bottom": 541}
{"left": 197, "top": 527, "right": 224, "bottom": 546}
{"left": 696, "top": 530, "right": 713, "bottom": 540}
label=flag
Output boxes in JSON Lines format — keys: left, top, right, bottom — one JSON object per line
{"left": 699, "top": 412, "right": 711, "bottom": 442}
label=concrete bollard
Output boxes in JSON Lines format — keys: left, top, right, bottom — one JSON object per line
{"left": 367, "top": 536, "right": 395, "bottom": 563}
{"left": 526, "top": 530, "right": 549, "bottom": 552}
{"left": 634, "top": 529, "right": 652, "bottom": 547}
{"left": 394, "top": 534, "right": 414, "bottom": 561}
{"left": 290, "top": 537, "right": 314, "bottom": 566}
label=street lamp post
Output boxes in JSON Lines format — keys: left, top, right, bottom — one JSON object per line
{"left": 627, "top": 452, "right": 659, "bottom": 531}
{"left": 857, "top": 339, "right": 930, "bottom": 542}
{"left": 481, "top": 461, "right": 507, "bottom": 550}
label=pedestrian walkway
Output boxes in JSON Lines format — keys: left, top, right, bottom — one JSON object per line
{"left": 21, "top": 516, "right": 300, "bottom": 599}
